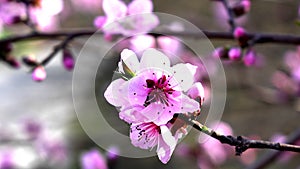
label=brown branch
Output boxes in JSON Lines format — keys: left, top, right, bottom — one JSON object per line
{"left": 178, "top": 115, "right": 300, "bottom": 156}
{"left": 220, "top": 0, "right": 237, "bottom": 32}
{"left": 246, "top": 128, "right": 300, "bottom": 169}
{"left": 1, "top": 30, "right": 300, "bottom": 45}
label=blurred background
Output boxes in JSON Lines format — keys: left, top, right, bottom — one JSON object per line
{"left": 0, "top": 0, "right": 300, "bottom": 168}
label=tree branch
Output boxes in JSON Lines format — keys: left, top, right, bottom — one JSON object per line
{"left": 178, "top": 115, "right": 300, "bottom": 155}
{"left": 1, "top": 30, "right": 300, "bottom": 45}
{"left": 220, "top": 0, "right": 236, "bottom": 32}
{"left": 246, "top": 128, "right": 300, "bottom": 169}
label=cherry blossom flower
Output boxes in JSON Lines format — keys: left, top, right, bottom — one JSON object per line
{"left": 199, "top": 121, "right": 234, "bottom": 167}
{"left": 81, "top": 149, "right": 108, "bottom": 169}
{"left": 105, "top": 48, "right": 200, "bottom": 125}
{"left": 104, "top": 48, "right": 201, "bottom": 163}
{"left": 95, "top": 0, "right": 159, "bottom": 36}
{"left": 32, "top": 66, "right": 47, "bottom": 82}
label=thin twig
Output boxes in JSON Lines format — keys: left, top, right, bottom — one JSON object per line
{"left": 178, "top": 115, "right": 300, "bottom": 155}
{"left": 220, "top": 0, "right": 236, "bottom": 32}
{"left": 246, "top": 128, "right": 300, "bottom": 169}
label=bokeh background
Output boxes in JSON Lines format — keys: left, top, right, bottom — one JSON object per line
{"left": 0, "top": 0, "right": 300, "bottom": 168}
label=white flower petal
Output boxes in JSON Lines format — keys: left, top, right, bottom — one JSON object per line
{"left": 172, "top": 63, "right": 197, "bottom": 91}
{"left": 140, "top": 48, "right": 171, "bottom": 70}
{"left": 157, "top": 125, "right": 177, "bottom": 164}
{"left": 103, "top": 0, "right": 127, "bottom": 20}
{"left": 119, "top": 49, "right": 140, "bottom": 73}
{"left": 128, "top": 0, "right": 153, "bottom": 15}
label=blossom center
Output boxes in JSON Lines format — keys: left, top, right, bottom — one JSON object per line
{"left": 144, "top": 75, "right": 175, "bottom": 107}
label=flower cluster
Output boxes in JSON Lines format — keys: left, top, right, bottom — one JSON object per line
{"left": 213, "top": 27, "right": 258, "bottom": 67}
{"left": 94, "top": 0, "right": 159, "bottom": 37}
{"left": 0, "top": 0, "right": 63, "bottom": 31}
{"left": 104, "top": 48, "right": 204, "bottom": 163}
{"left": 0, "top": 119, "right": 67, "bottom": 168}
{"left": 271, "top": 47, "right": 300, "bottom": 101}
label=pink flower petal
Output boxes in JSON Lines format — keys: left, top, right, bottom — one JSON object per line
{"left": 187, "top": 82, "right": 205, "bottom": 104}
{"left": 128, "top": 0, "right": 153, "bottom": 15}
{"left": 127, "top": 75, "right": 150, "bottom": 105}
{"left": 94, "top": 16, "right": 107, "bottom": 29}
{"left": 130, "top": 122, "right": 159, "bottom": 149}
{"left": 157, "top": 125, "right": 177, "bottom": 164}
{"left": 181, "top": 94, "right": 200, "bottom": 113}
{"left": 119, "top": 105, "right": 148, "bottom": 123}
{"left": 104, "top": 78, "right": 127, "bottom": 107}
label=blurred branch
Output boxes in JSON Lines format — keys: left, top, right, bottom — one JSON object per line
{"left": 246, "top": 128, "right": 300, "bottom": 169}
{"left": 220, "top": 0, "right": 236, "bottom": 32}
{"left": 2, "top": 29, "right": 300, "bottom": 45}
{"left": 179, "top": 115, "right": 300, "bottom": 155}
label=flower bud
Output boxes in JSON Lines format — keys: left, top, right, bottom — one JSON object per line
{"left": 22, "top": 55, "right": 38, "bottom": 67}
{"left": 233, "top": 27, "right": 249, "bottom": 47}
{"left": 32, "top": 66, "right": 46, "bottom": 82}
{"left": 5, "top": 56, "right": 20, "bottom": 68}
{"left": 233, "top": 27, "right": 246, "bottom": 39}
{"left": 212, "top": 47, "right": 228, "bottom": 59}
{"left": 232, "top": 0, "right": 251, "bottom": 17}
{"left": 62, "top": 49, "right": 74, "bottom": 70}
{"left": 228, "top": 47, "right": 242, "bottom": 61}
{"left": 243, "top": 49, "right": 256, "bottom": 66}
{"left": 6, "top": 15, "right": 23, "bottom": 25}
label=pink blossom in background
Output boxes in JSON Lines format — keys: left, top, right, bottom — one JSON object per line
{"left": 81, "top": 149, "right": 108, "bottom": 169}
{"left": 129, "top": 35, "right": 182, "bottom": 59}
{"left": 71, "top": 0, "right": 102, "bottom": 13}
{"left": 199, "top": 121, "right": 234, "bottom": 166}
{"left": 30, "top": 0, "right": 63, "bottom": 31}
{"left": 0, "top": 150, "right": 15, "bottom": 169}
{"left": 212, "top": 0, "right": 248, "bottom": 30}
{"left": 129, "top": 35, "right": 156, "bottom": 54}
{"left": 95, "top": 0, "right": 159, "bottom": 36}
{"left": 270, "top": 133, "right": 296, "bottom": 163}
{"left": 106, "top": 146, "right": 119, "bottom": 161}
{"left": 0, "top": 2, "right": 25, "bottom": 25}
{"left": 0, "top": 0, "right": 63, "bottom": 31}
{"left": 32, "top": 66, "right": 47, "bottom": 82}
{"left": 239, "top": 135, "right": 259, "bottom": 165}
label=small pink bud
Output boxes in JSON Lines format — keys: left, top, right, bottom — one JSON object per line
{"left": 22, "top": 55, "right": 38, "bottom": 67}
{"left": 94, "top": 16, "right": 107, "bottom": 29}
{"left": 241, "top": 0, "right": 251, "bottom": 12}
{"left": 62, "top": 49, "right": 74, "bottom": 70}
{"left": 232, "top": 0, "right": 251, "bottom": 17}
{"left": 212, "top": 47, "right": 228, "bottom": 59}
{"left": 187, "top": 82, "right": 205, "bottom": 105}
{"left": 233, "top": 27, "right": 246, "bottom": 39}
{"left": 32, "top": 66, "right": 47, "bottom": 82}
{"left": 243, "top": 49, "right": 256, "bottom": 66}
{"left": 228, "top": 47, "right": 242, "bottom": 61}
{"left": 6, "top": 57, "right": 20, "bottom": 68}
